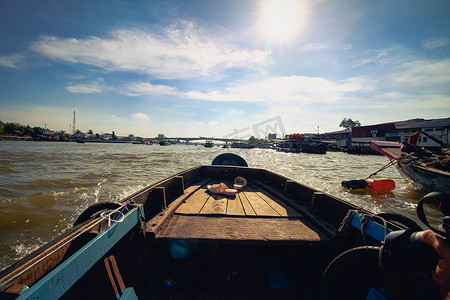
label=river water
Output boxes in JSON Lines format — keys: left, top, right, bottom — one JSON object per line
{"left": 0, "top": 141, "right": 441, "bottom": 271}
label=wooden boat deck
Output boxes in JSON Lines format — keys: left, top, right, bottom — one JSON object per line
{"left": 370, "top": 141, "right": 403, "bottom": 160}
{"left": 151, "top": 180, "right": 329, "bottom": 243}
{"left": 1, "top": 162, "right": 397, "bottom": 299}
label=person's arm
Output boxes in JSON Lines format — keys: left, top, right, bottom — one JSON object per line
{"left": 423, "top": 230, "right": 450, "bottom": 299}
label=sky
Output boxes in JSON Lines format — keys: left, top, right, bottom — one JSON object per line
{"left": 1, "top": 0, "right": 449, "bottom": 139}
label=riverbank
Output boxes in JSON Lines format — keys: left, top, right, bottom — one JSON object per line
{"left": 0, "top": 135, "right": 32, "bottom": 141}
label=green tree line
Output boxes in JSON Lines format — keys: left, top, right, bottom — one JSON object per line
{"left": 0, "top": 120, "right": 72, "bottom": 141}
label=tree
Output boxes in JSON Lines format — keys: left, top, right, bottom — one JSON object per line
{"left": 339, "top": 118, "right": 361, "bottom": 129}
{"left": 56, "top": 130, "right": 71, "bottom": 141}
{"left": 24, "top": 125, "right": 33, "bottom": 136}
{"left": 249, "top": 136, "right": 258, "bottom": 143}
{"left": 31, "top": 126, "right": 44, "bottom": 139}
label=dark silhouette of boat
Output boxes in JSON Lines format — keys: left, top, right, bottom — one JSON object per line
{"left": 204, "top": 141, "right": 214, "bottom": 148}
{"left": 371, "top": 140, "right": 450, "bottom": 195}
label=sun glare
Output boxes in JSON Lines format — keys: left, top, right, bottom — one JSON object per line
{"left": 264, "top": 0, "right": 299, "bottom": 36}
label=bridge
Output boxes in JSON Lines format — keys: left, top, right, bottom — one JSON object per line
{"left": 151, "top": 137, "right": 245, "bottom": 143}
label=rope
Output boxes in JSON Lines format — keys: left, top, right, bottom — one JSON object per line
{"left": 360, "top": 215, "right": 389, "bottom": 245}
{"left": 114, "top": 201, "right": 130, "bottom": 221}
{"left": 0, "top": 202, "right": 135, "bottom": 291}
{"left": 364, "top": 159, "right": 397, "bottom": 180}
{"left": 338, "top": 210, "right": 389, "bottom": 245}
{"left": 0, "top": 217, "right": 104, "bottom": 291}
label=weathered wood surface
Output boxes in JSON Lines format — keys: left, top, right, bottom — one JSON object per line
{"left": 145, "top": 178, "right": 213, "bottom": 236}
{"left": 151, "top": 180, "right": 328, "bottom": 243}
{"left": 155, "top": 215, "right": 327, "bottom": 242}
{"left": 175, "top": 181, "right": 301, "bottom": 218}
{"left": 382, "top": 147, "right": 403, "bottom": 160}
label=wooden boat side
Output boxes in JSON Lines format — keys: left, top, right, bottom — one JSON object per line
{"left": 396, "top": 160, "right": 450, "bottom": 194}
{"left": 0, "top": 167, "right": 203, "bottom": 294}
{"left": 0, "top": 164, "right": 383, "bottom": 298}
{"left": 0, "top": 213, "right": 109, "bottom": 294}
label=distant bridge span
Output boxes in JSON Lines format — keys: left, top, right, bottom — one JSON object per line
{"left": 155, "top": 137, "right": 245, "bottom": 143}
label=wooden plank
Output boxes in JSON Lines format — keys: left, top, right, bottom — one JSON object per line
{"left": 238, "top": 192, "right": 256, "bottom": 216}
{"left": 156, "top": 215, "right": 328, "bottom": 243}
{"left": 225, "top": 194, "right": 246, "bottom": 216}
{"left": 248, "top": 183, "right": 301, "bottom": 217}
{"left": 251, "top": 180, "right": 338, "bottom": 239}
{"left": 241, "top": 188, "right": 280, "bottom": 217}
{"left": 146, "top": 178, "right": 213, "bottom": 236}
{"left": 175, "top": 186, "right": 210, "bottom": 215}
{"left": 199, "top": 192, "right": 227, "bottom": 215}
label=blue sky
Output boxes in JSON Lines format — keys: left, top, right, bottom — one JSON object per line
{"left": 1, "top": 0, "right": 449, "bottom": 138}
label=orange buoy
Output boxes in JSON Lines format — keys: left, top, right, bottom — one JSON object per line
{"left": 365, "top": 178, "right": 395, "bottom": 191}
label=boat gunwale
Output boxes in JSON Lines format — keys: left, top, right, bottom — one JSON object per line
{"left": 0, "top": 163, "right": 397, "bottom": 296}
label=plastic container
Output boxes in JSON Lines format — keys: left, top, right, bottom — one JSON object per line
{"left": 366, "top": 178, "right": 395, "bottom": 191}
{"left": 341, "top": 179, "right": 368, "bottom": 190}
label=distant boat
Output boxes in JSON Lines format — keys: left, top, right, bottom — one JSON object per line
{"left": 343, "top": 144, "right": 382, "bottom": 155}
{"left": 76, "top": 139, "right": 85, "bottom": 144}
{"left": 230, "top": 142, "right": 254, "bottom": 149}
{"left": 159, "top": 141, "right": 170, "bottom": 146}
{"left": 371, "top": 140, "right": 450, "bottom": 195}
{"left": 204, "top": 141, "right": 214, "bottom": 148}
{"left": 276, "top": 137, "right": 326, "bottom": 154}
{"left": 254, "top": 141, "right": 275, "bottom": 149}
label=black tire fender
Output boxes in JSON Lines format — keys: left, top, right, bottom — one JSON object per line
{"left": 321, "top": 246, "right": 383, "bottom": 299}
{"left": 211, "top": 153, "right": 248, "bottom": 166}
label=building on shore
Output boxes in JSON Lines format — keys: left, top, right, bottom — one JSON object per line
{"left": 315, "top": 117, "right": 450, "bottom": 152}
{"left": 314, "top": 129, "right": 352, "bottom": 148}
{"left": 351, "top": 118, "right": 450, "bottom": 151}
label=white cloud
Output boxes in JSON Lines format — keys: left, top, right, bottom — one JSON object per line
{"left": 132, "top": 113, "right": 150, "bottom": 120}
{"left": 65, "top": 81, "right": 103, "bottom": 94}
{"left": 184, "top": 75, "right": 371, "bottom": 104}
{"left": 423, "top": 37, "right": 450, "bottom": 49}
{"left": 393, "top": 59, "right": 450, "bottom": 87}
{"left": 122, "top": 81, "right": 177, "bottom": 96}
{"left": 0, "top": 53, "right": 24, "bottom": 69}
{"left": 300, "top": 42, "right": 331, "bottom": 51}
{"left": 32, "top": 21, "right": 270, "bottom": 80}
{"left": 353, "top": 49, "right": 389, "bottom": 68}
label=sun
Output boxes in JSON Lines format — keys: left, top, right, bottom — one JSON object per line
{"left": 264, "top": 0, "right": 300, "bottom": 37}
